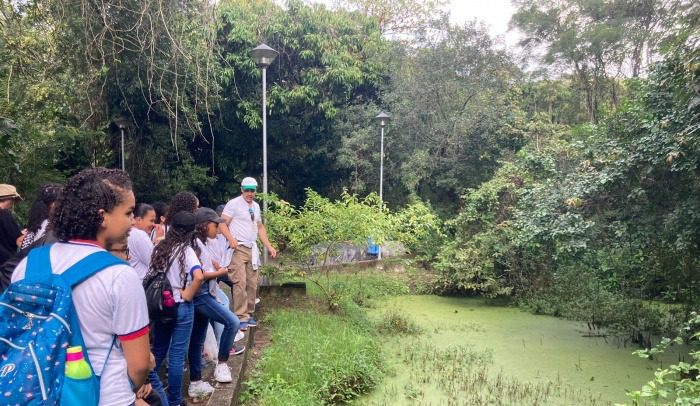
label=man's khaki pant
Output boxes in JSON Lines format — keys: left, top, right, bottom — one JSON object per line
{"left": 227, "top": 245, "right": 257, "bottom": 322}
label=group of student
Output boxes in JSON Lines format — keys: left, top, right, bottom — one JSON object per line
{"left": 0, "top": 168, "right": 277, "bottom": 406}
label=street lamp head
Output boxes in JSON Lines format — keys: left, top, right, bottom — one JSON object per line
{"left": 113, "top": 116, "right": 129, "bottom": 130}
{"left": 251, "top": 43, "right": 279, "bottom": 68}
{"left": 374, "top": 111, "right": 391, "bottom": 127}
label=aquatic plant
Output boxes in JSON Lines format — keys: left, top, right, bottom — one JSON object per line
{"left": 362, "top": 341, "right": 614, "bottom": 406}
{"left": 376, "top": 309, "right": 422, "bottom": 335}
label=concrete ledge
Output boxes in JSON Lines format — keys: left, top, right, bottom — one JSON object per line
{"left": 259, "top": 282, "right": 307, "bottom": 297}
{"left": 189, "top": 326, "right": 254, "bottom": 406}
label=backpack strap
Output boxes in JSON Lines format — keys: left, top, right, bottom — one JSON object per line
{"left": 23, "top": 245, "right": 127, "bottom": 286}
{"left": 97, "top": 336, "right": 117, "bottom": 378}
{"left": 59, "top": 251, "right": 127, "bottom": 367}
{"left": 60, "top": 251, "right": 127, "bottom": 288}
{"left": 23, "top": 244, "right": 54, "bottom": 283}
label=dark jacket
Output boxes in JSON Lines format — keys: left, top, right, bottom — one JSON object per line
{"left": 0, "top": 208, "right": 21, "bottom": 268}
{"left": 0, "top": 230, "right": 57, "bottom": 293}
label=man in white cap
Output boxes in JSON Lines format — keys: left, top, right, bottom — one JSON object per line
{"left": 0, "top": 184, "right": 22, "bottom": 267}
{"left": 219, "top": 177, "right": 277, "bottom": 329}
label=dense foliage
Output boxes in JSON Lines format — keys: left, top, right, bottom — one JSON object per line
{"left": 2, "top": 0, "right": 697, "bottom": 301}
{"left": 263, "top": 188, "right": 438, "bottom": 309}
{"left": 3, "top": 0, "right": 700, "bottom": 401}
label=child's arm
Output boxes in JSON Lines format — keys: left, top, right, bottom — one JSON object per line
{"left": 181, "top": 268, "right": 204, "bottom": 302}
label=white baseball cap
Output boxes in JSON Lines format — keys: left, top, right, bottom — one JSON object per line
{"left": 241, "top": 177, "right": 258, "bottom": 190}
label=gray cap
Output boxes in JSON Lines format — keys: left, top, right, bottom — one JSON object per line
{"left": 196, "top": 207, "right": 225, "bottom": 224}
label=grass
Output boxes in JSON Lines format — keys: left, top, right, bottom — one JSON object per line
{"left": 243, "top": 268, "right": 418, "bottom": 405}
{"left": 242, "top": 308, "right": 382, "bottom": 405}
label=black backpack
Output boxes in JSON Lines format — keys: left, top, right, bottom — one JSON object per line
{"left": 142, "top": 254, "right": 179, "bottom": 323}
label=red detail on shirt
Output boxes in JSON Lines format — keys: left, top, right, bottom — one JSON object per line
{"left": 68, "top": 239, "right": 105, "bottom": 248}
{"left": 118, "top": 325, "right": 150, "bottom": 341}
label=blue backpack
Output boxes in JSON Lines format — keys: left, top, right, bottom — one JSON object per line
{"left": 0, "top": 244, "right": 125, "bottom": 405}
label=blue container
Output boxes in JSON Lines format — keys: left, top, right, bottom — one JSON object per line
{"left": 367, "top": 237, "right": 380, "bottom": 256}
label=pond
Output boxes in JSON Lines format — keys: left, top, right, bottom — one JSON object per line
{"left": 358, "top": 295, "right": 685, "bottom": 406}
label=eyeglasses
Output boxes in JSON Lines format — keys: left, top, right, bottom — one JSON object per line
{"left": 109, "top": 247, "right": 130, "bottom": 257}
{"left": 248, "top": 207, "right": 254, "bottom": 222}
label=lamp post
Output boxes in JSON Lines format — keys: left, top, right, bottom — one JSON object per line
{"left": 113, "top": 118, "right": 129, "bottom": 172}
{"left": 374, "top": 111, "right": 391, "bottom": 260}
{"left": 251, "top": 43, "right": 278, "bottom": 266}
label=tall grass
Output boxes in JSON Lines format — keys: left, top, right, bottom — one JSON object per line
{"left": 243, "top": 308, "right": 382, "bottom": 405}
{"left": 304, "top": 269, "right": 411, "bottom": 308}
{"left": 243, "top": 269, "right": 416, "bottom": 405}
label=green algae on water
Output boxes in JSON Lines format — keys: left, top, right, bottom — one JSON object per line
{"left": 358, "top": 295, "right": 683, "bottom": 406}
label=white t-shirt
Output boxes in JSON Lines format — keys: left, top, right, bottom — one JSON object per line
{"left": 209, "top": 234, "right": 233, "bottom": 268}
{"left": 127, "top": 227, "right": 153, "bottom": 279}
{"left": 166, "top": 245, "right": 201, "bottom": 303}
{"left": 196, "top": 239, "right": 219, "bottom": 297}
{"left": 222, "top": 196, "right": 261, "bottom": 246}
{"left": 12, "top": 242, "right": 150, "bottom": 406}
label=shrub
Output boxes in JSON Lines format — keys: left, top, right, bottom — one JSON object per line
{"left": 376, "top": 309, "right": 422, "bottom": 335}
{"left": 626, "top": 312, "right": 700, "bottom": 405}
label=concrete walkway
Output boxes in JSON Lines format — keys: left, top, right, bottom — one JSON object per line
{"left": 184, "top": 326, "right": 255, "bottom": 406}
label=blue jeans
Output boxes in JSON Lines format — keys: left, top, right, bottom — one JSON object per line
{"left": 188, "top": 294, "right": 240, "bottom": 381}
{"left": 212, "top": 288, "right": 231, "bottom": 345}
{"left": 151, "top": 302, "right": 194, "bottom": 406}
{"left": 147, "top": 369, "right": 167, "bottom": 406}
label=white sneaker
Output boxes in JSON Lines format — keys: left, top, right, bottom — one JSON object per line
{"left": 255, "top": 297, "right": 261, "bottom": 305}
{"left": 235, "top": 330, "right": 245, "bottom": 342}
{"left": 188, "top": 380, "right": 215, "bottom": 398}
{"left": 214, "top": 362, "right": 233, "bottom": 383}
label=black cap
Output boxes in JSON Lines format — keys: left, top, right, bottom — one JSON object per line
{"left": 196, "top": 207, "right": 225, "bottom": 224}
{"left": 171, "top": 211, "right": 197, "bottom": 232}
{"left": 215, "top": 204, "right": 225, "bottom": 215}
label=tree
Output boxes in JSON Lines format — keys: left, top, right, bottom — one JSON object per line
{"left": 335, "top": 0, "right": 447, "bottom": 37}
{"left": 0, "top": 0, "right": 220, "bottom": 202}
{"left": 336, "top": 18, "right": 522, "bottom": 214}
{"left": 511, "top": 0, "right": 682, "bottom": 123}
{"left": 212, "top": 0, "right": 386, "bottom": 204}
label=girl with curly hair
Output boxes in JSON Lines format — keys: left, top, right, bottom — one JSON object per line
{"left": 11, "top": 167, "right": 152, "bottom": 406}
{"left": 165, "top": 192, "right": 198, "bottom": 225}
{"left": 148, "top": 210, "right": 204, "bottom": 406}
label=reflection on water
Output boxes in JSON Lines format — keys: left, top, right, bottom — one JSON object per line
{"left": 359, "top": 295, "right": 686, "bottom": 405}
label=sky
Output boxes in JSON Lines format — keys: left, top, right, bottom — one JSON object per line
{"left": 306, "top": 0, "right": 523, "bottom": 49}
{"left": 446, "top": 0, "right": 521, "bottom": 48}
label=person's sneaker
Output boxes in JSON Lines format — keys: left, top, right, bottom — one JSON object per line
{"left": 214, "top": 363, "right": 233, "bottom": 383}
{"left": 239, "top": 322, "right": 248, "bottom": 331}
{"left": 188, "top": 380, "right": 215, "bottom": 398}
{"left": 234, "top": 330, "right": 245, "bottom": 342}
{"left": 255, "top": 297, "right": 261, "bottom": 305}
{"left": 230, "top": 344, "right": 246, "bottom": 356}
{"left": 247, "top": 315, "right": 257, "bottom": 326}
